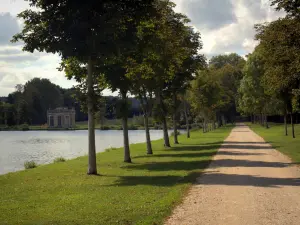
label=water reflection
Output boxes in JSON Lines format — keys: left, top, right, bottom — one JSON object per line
{"left": 0, "top": 130, "right": 172, "bottom": 175}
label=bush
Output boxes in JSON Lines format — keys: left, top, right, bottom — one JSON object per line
{"left": 105, "top": 147, "right": 117, "bottom": 152}
{"left": 100, "top": 125, "right": 110, "bottom": 130}
{"left": 128, "top": 125, "right": 138, "bottom": 130}
{"left": 53, "top": 157, "right": 66, "bottom": 163}
{"left": 170, "top": 131, "right": 181, "bottom": 136}
{"left": 24, "top": 161, "right": 37, "bottom": 169}
{"left": 20, "top": 123, "right": 29, "bottom": 131}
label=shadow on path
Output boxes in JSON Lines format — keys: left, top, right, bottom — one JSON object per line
{"left": 197, "top": 173, "right": 300, "bottom": 188}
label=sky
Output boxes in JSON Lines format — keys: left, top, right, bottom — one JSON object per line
{"left": 0, "top": 0, "right": 285, "bottom": 96}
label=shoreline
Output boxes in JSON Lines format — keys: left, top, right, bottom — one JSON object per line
{"left": 0, "top": 127, "right": 232, "bottom": 224}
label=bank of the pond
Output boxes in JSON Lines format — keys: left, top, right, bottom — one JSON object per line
{"left": 248, "top": 123, "right": 300, "bottom": 164}
{"left": 0, "top": 126, "right": 232, "bottom": 225}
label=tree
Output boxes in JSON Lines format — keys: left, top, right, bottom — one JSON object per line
{"left": 13, "top": 0, "right": 155, "bottom": 174}
{"left": 24, "top": 78, "right": 63, "bottom": 125}
{"left": 188, "top": 69, "right": 222, "bottom": 132}
{"left": 208, "top": 54, "right": 246, "bottom": 124}
{"left": 237, "top": 50, "right": 283, "bottom": 128}
{"left": 124, "top": 1, "right": 196, "bottom": 148}
{"left": 255, "top": 18, "right": 300, "bottom": 138}
{"left": 271, "top": 0, "right": 300, "bottom": 17}
{"left": 165, "top": 27, "right": 204, "bottom": 144}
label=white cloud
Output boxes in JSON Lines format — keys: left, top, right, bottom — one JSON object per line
{"left": 174, "top": 0, "right": 284, "bottom": 58}
{"left": 0, "top": 0, "right": 286, "bottom": 96}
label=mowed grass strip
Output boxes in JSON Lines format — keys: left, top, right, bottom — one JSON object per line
{"left": 248, "top": 123, "right": 300, "bottom": 164}
{"left": 0, "top": 126, "right": 232, "bottom": 225}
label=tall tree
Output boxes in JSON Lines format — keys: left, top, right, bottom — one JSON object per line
{"left": 13, "top": 0, "right": 155, "bottom": 174}
{"left": 237, "top": 50, "right": 283, "bottom": 128}
{"left": 209, "top": 53, "right": 246, "bottom": 124}
{"left": 255, "top": 18, "right": 300, "bottom": 138}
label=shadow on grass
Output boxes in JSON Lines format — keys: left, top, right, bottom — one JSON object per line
{"left": 134, "top": 151, "right": 264, "bottom": 160}
{"left": 125, "top": 158, "right": 291, "bottom": 172}
{"left": 105, "top": 169, "right": 299, "bottom": 188}
{"left": 125, "top": 160, "right": 212, "bottom": 171}
{"left": 105, "top": 172, "right": 201, "bottom": 187}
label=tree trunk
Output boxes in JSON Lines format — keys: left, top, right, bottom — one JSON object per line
{"left": 162, "top": 116, "right": 170, "bottom": 147}
{"left": 173, "top": 94, "right": 179, "bottom": 144}
{"left": 265, "top": 114, "right": 269, "bottom": 129}
{"left": 144, "top": 113, "right": 153, "bottom": 154}
{"left": 158, "top": 92, "right": 170, "bottom": 147}
{"left": 173, "top": 114, "right": 179, "bottom": 144}
{"left": 121, "top": 91, "right": 131, "bottom": 162}
{"left": 87, "top": 57, "right": 97, "bottom": 175}
{"left": 183, "top": 100, "right": 190, "bottom": 138}
{"left": 284, "top": 113, "right": 288, "bottom": 136}
{"left": 291, "top": 113, "right": 295, "bottom": 138}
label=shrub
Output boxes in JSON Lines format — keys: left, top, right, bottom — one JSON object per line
{"left": 24, "top": 161, "right": 37, "bottom": 169}
{"left": 128, "top": 125, "right": 138, "bottom": 130}
{"left": 170, "top": 131, "right": 181, "bottom": 136}
{"left": 101, "top": 125, "right": 110, "bottom": 130}
{"left": 105, "top": 147, "right": 117, "bottom": 152}
{"left": 20, "top": 123, "right": 29, "bottom": 131}
{"left": 53, "top": 157, "right": 66, "bottom": 163}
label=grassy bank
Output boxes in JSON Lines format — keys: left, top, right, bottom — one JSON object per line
{"left": 248, "top": 123, "right": 300, "bottom": 164}
{"left": 0, "top": 126, "right": 232, "bottom": 225}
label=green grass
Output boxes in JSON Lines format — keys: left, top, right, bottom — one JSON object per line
{"left": 0, "top": 126, "right": 232, "bottom": 225}
{"left": 248, "top": 123, "right": 300, "bottom": 164}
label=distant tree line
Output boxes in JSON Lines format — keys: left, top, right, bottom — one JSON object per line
{"left": 0, "top": 78, "right": 144, "bottom": 126}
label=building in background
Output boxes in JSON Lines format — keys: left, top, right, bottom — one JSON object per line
{"left": 47, "top": 107, "right": 75, "bottom": 128}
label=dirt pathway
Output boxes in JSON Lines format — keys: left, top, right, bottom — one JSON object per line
{"left": 165, "top": 124, "right": 300, "bottom": 225}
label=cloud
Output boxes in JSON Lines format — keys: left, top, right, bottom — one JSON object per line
{"left": 0, "top": 12, "right": 77, "bottom": 96}
{"left": 174, "top": 0, "right": 285, "bottom": 59}
{"left": 182, "top": 0, "right": 237, "bottom": 30}
{"left": 0, "top": 12, "right": 20, "bottom": 45}
{"left": 0, "top": 0, "right": 287, "bottom": 96}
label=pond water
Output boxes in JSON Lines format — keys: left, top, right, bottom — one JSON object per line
{"left": 0, "top": 130, "right": 170, "bottom": 175}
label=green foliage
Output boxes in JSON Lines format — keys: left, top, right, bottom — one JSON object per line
{"left": 53, "top": 157, "right": 66, "bottom": 163}
{"left": 24, "top": 161, "right": 37, "bottom": 169}
{"left": 237, "top": 51, "right": 283, "bottom": 116}
{"left": 209, "top": 53, "right": 245, "bottom": 70}
{"left": 188, "top": 69, "right": 223, "bottom": 122}
{"left": 270, "top": 0, "right": 300, "bottom": 17}
{"left": 0, "top": 127, "right": 232, "bottom": 225}
{"left": 255, "top": 17, "right": 300, "bottom": 113}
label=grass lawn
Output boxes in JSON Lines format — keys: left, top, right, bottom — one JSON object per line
{"left": 0, "top": 126, "right": 232, "bottom": 225}
{"left": 248, "top": 123, "right": 300, "bottom": 164}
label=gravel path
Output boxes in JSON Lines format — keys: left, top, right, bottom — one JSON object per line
{"left": 165, "top": 124, "right": 300, "bottom": 225}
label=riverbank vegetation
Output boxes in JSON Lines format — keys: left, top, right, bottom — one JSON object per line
{"left": 0, "top": 126, "right": 232, "bottom": 225}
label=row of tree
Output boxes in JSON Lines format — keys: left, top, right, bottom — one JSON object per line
{"left": 237, "top": 0, "right": 300, "bottom": 138}
{"left": 13, "top": 0, "right": 208, "bottom": 175}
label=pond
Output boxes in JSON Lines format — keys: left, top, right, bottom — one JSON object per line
{"left": 0, "top": 130, "right": 171, "bottom": 175}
